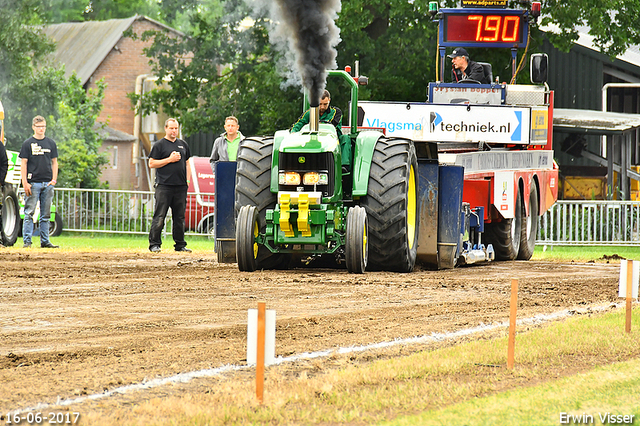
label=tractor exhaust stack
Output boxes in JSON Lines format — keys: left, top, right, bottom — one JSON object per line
{"left": 309, "top": 106, "right": 319, "bottom": 132}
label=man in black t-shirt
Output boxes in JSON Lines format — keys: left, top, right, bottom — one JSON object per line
{"left": 148, "top": 118, "right": 192, "bottom": 253}
{"left": 19, "top": 115, "right": 59, "bottom": 249}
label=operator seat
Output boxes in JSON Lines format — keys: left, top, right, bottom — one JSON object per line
{"left": 477, "top": 62, "right": 493, "bottom": 84}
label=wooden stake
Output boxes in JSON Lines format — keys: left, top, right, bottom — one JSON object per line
{"left": 507, "top": 279, "right": 518, "bottom": 370}
{"left": 626, "top": 260, "right": 633, "bottom": 334}
{"left": 256, "top": 302, "right": 266, "bottom": 403}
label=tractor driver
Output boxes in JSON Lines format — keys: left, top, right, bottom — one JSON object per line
{"left": 449, "top": 47, "right": 490, "bottom": 84}
{"left": 291, "top": 90, "right": 351, "bottom": 169}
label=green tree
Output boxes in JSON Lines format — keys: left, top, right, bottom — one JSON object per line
{"left": 42, "top": 0, "right": 159, "bottom": 23}
{"left": 129, "top": 1, "right": 301, "bottom": 137}
{"left": 0, "top": 0, "right": 64, "bottom": 148}
{"left": 336, "top": 0, "right": 438, "bottom": 104}
{"left": 132, "top": 0, "right": 640, "bottom": 136}
{"left": 541, "top": 0, "right": 640, "bottom": 58}
{"left": 47, "top": 78, "right": 109, "bottom": 188}
{"left": 0, "top": 0, "right": 109, "bottom": 188}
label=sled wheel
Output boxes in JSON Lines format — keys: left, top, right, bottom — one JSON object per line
{"left": 236, "top": 205, "right": 259, "bottom": 272}
{"left": 235, "top": 137, "right": 290, "bottom": 270}
{"left": 346, "top": 206, "right": 368, "bottom": 274}
{"left": 1, "top": 185, "right": 20, "bottom": 246}
{"left": 517, "top": 182, "right": 539, "bottom": 260}
{"left": 360, "top": 137, "right": 419, "bottom": 272}
{"left": 485, "top": 185, "right": 523, "bottom": 260}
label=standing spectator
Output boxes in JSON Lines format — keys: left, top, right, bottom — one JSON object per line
{"left": 148, "top": 118, "right": 192, "bottom": 253}
{"left": 209, "top": 116, "right": 244, "bottom": 172}
{"left": 20, "top": 116, "right": 59, "bottom": 249}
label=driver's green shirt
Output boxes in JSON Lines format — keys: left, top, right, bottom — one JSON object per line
{"left": 291, "top": 106, "right": 342, "bottom": 136}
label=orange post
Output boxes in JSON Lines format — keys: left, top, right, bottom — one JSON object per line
{"left": 626, "top": 260, "right": 633, "bottom": 334}
{"left": 507, "top": 279, "right": 518, "bottom": 370}
{"left": 256, "top": 302, "right": 266, "bottom": 403}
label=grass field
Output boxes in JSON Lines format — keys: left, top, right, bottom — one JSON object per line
{"left": 82, "top": 306, "right": 640, "bottom": 425}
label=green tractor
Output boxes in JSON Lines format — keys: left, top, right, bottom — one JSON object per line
{"left": 234, "top": 70, "right": 422, "bottom": 273}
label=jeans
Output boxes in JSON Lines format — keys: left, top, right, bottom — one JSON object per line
{"left": 149, "top": 184, "right": 188, "bottom": 250}
{"left": 23, "top": 182, "right": 55, "bottom": 245}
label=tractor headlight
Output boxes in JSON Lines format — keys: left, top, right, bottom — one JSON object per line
{"left": 279, "top": 171, "right": 301, "bottom": 186}
{"left": 303, "top": 172, "right": 328, "bottom": 185}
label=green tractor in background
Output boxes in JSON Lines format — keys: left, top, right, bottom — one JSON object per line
{"left": 234, "top": 70, "right": 422, "bottom": 273}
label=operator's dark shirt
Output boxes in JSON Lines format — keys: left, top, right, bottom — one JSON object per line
{"left": 149, "top": 137, "right": 191, "bottom": 186}
{"left": 452, "top": 60, "right": 490, "bottom": 84}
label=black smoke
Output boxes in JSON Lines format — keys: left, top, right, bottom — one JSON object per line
{"left": 269, "top": 0, "right": 341, "bottom": 106}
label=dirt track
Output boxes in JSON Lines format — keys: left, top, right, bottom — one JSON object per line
{"left": 0, "top": 250, "right": 621, "bottom": 416}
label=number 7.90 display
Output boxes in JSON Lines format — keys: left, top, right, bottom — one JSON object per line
{"left": 443, "top": 10, "right": 526, "bottom": 47}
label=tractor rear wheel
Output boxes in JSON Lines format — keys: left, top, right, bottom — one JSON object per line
{"left": 236, "top": 205, "right": 259, "bottom": 272}
{"left": 235, "top": 137, "right": 290, "bottom": 270}
{"left": 485, "top": 186, "right": 523, "bottom": 260}
{"left": 360, "top": 137, "right": 419, "bottom": 272}
{"left": 1, "top": 185, "right": 20, "bottom": 246}
{"left": 517, "top": 182, "right": 539, "bottom": 260}
{"left": 345, "top": 206, "right": 368, "bottom": 274}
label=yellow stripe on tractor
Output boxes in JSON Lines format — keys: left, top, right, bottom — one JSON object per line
{"left": 279, "top": 193, "right": 294, "bottom": 237}
{"left": 297, "top": 193, "right": 311, "bottom": 237}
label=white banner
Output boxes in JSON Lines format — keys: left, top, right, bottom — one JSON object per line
{"left": 358, "top": 101, "right": 531, "bottom": 145}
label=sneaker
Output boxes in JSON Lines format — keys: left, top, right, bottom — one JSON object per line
{"left": 41, "top": 242, "right": 59, "bottom": 248}
{"left": 149, "top": 245, "right": 161, "bottom": 253}
{"left": 23, "top": 243, "right": 32, "bottom": 248}
{"left": 175, "top": 247, "right": 192, "bottom": 252}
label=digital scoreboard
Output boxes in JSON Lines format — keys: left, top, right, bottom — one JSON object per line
{"left": 439, "top": 9, "right": 528, "bottom": 48}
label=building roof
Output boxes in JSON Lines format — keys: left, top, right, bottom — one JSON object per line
{"left": 96, "top": 124, "right": 137, "bottom": 142}
{"left": 41, "top": 15, "right": 184, "bottom": 86}
{"left": 554, "top": 108, "right": 640, "bottom": 135}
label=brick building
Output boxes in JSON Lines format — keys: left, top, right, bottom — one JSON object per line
{"left": 43, "top": 16, "right": 183, "bottom": 190}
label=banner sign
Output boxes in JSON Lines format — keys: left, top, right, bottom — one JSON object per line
{"left": 358, "top": 101, "right": 532, "bottom": 145}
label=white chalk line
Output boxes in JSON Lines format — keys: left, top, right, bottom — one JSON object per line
{"left": 11, "top": 303, "right": 618, "bottom": 414}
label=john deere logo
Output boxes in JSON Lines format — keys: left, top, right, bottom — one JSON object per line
{"left": 298, "top": 156, "right": 306, "bottom": 164}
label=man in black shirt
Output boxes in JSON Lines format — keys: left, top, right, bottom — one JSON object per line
{"left": 19, "top": 115, "right": 59, "bottom": 248}
{"left": 449, "top": 47, "right": 490, "bottom": 84}
{"left": 148, "top": 118, "right": 192, "bottom": 253}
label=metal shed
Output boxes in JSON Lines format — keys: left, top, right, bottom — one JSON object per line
{"left": 554, "top": 108, "right": 640, "bottom": 199}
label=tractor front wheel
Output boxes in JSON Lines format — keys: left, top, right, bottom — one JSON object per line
{"left": 345, "top": 206, "right": 368, "bottom": 274}
{"left": 235, "top": 137, "right": 290, "bottom": 270}
{"left": 236, "top": 205, "right": 259, "bottom": 272}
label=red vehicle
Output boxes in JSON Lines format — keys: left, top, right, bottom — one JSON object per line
{"left": 185, "top": 156, "right": 216, "bottom": 236}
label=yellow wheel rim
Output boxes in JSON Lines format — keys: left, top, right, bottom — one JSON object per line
{"left": 407, "top": 165, "right": 417, "bottom": 248}
{"left": 362, "top": 222, "right": 368, "bottom": 259}
{"left": 253, "top": 220, "right": 259, "bottom": 259}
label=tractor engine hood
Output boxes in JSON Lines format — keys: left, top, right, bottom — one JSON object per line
{"left": 280, "top": 124, "right": 340, "bottom": 153}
